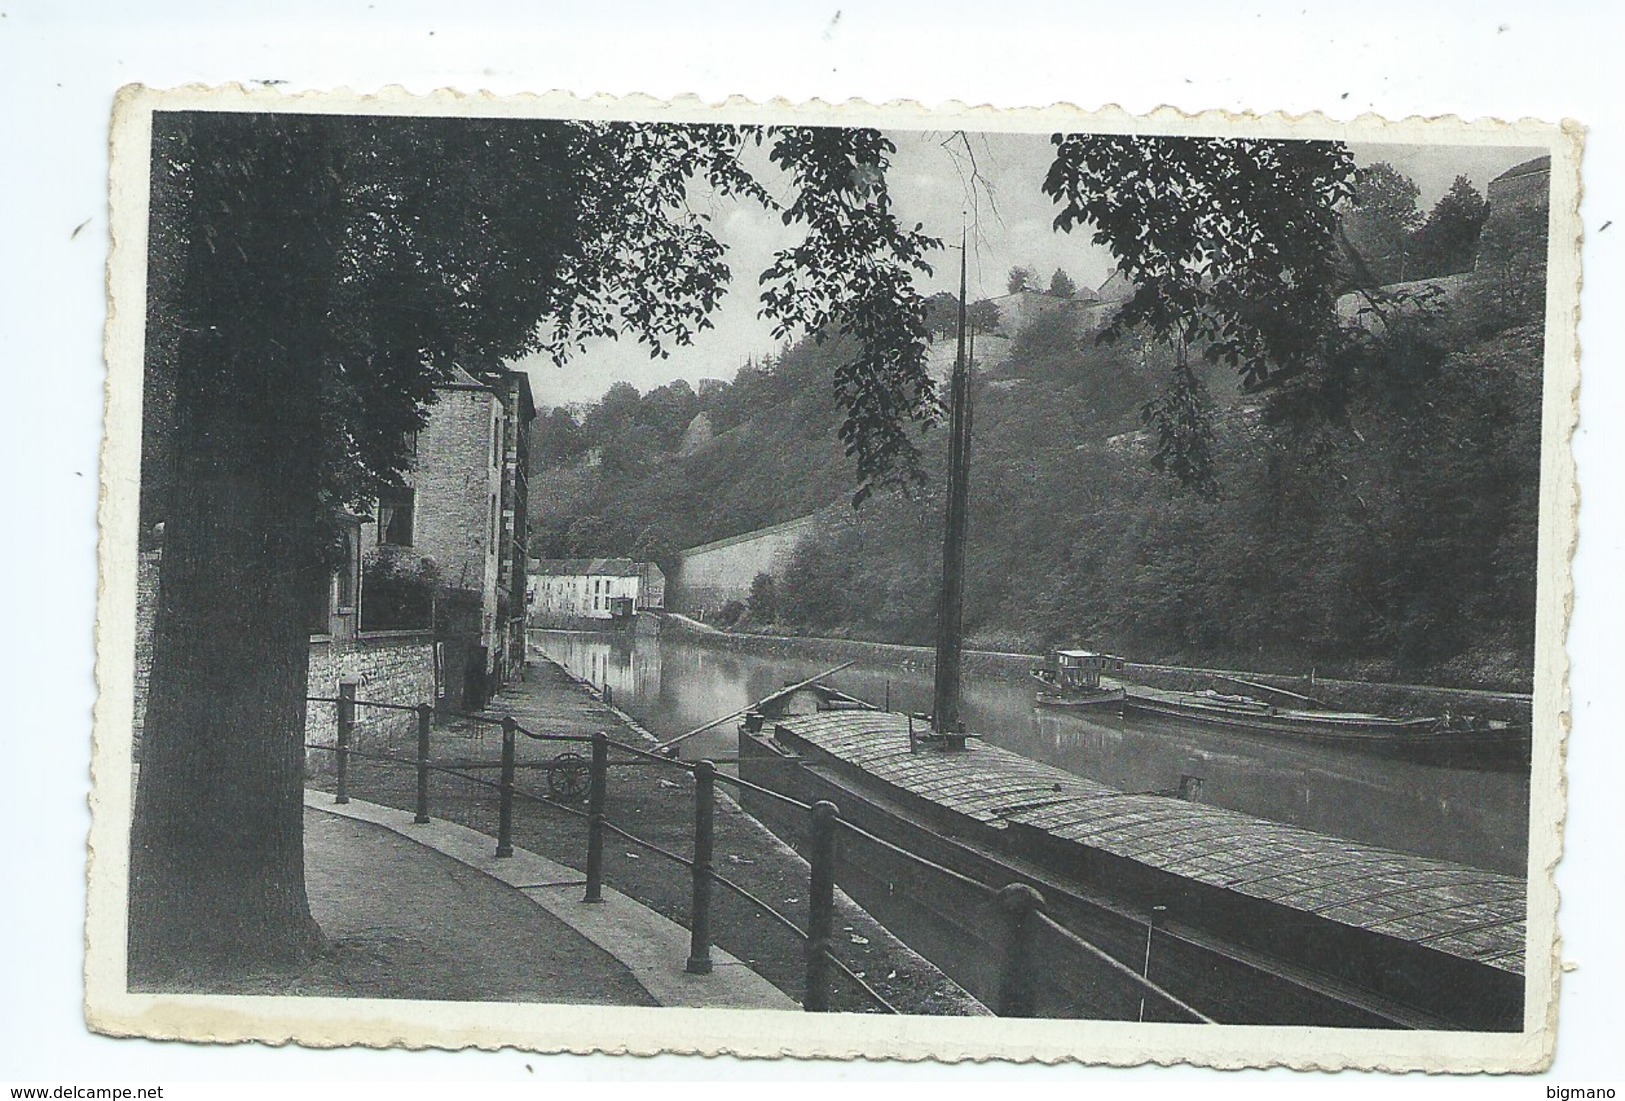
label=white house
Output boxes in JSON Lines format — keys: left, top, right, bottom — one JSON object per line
{"left": 529, "top": 557, "right": 652, "bottom": 626}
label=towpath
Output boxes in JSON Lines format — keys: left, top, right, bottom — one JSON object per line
{"left": 295, "top": 793, "right": 794, "bottom": 1009}
{"left": 332, "top": 653, "right": 987, "bottom": 1015}
{"left": 292, "top": 803, "right": 656, "bottom": 1004}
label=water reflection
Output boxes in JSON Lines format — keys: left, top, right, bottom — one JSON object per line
{"left": 530, "top": 629, "right": 1530, "bottom": 876}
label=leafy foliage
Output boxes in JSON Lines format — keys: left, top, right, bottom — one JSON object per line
{"left": 1043, "top": 135, "right": 1359, "bottom": 490}
{"left": 1338, "top": 161, "right": 1424, "bottom": 286}
{"left": 1140, "top": 351, "right": 1219, "bottom": 497}
{"left": 748, "top": 572, "right": 780, "bottom": 624}
{"left": 146, "top": 116, "right": 945, "bottom": 534}
{"left": 1045, "top": 135, "right": 1357, "bottom": 395}
{"left": 359, "top": 547, "right": 440, "bottom": 632}
{"left": 1413, "top": 175, "right": 1490, "bottom": 278}
{"left": 923, "top": 291, "right": 962, "bottom": 341}
{"left": 967, "top": 299, "right": 1001, "bottom": 335}
{"left": 758, "top": 127, "right": 942, "bottom": 502}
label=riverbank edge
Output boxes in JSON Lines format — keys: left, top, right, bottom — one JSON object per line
{"left": 653, "top": 615, "right": 1533, "bottom": 719}
{"left": 522, "top": 646, "right": 993, "bottom": 1017}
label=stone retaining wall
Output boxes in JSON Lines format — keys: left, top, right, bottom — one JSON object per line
{"left": 306, "top": 630, "right": 437, "bottom": 754}
{"left": 670, "top": 508, "right": 841, "bottom": 616}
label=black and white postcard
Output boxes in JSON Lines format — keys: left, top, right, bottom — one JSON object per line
{"left": 88, "top": 86, "right": 1580, "bottom": 1070}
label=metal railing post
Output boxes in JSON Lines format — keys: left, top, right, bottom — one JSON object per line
{"left": 496, "top": 716, "right": 516, "bottom": 858}
{"left": 583, "top": 730, "right": 608, "bottom": 902}
{"left": 335, "top": 681, "right": 355, "bottom": 805}
{"left": 804, "top": 799, "right": 840, "bottom": 1012}
{"left": 995, "top": 882, "right": 1046, "bottom": 1017}
{"left": 686, "top": 760, "right": 717, "bottom": 975}
{"left": 1139, "top": 903, "right": 1167, "bottom": 1022}
{"left": 414, "top": 703, "right": 433, "bottom": 824}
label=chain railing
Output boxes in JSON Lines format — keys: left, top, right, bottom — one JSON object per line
{"left": 304, "top": 685, "right": 1215, "bottom": 1021}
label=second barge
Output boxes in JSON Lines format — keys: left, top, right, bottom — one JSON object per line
{"left": 1122, "top": 683, "right": 1532, "bottom": 769}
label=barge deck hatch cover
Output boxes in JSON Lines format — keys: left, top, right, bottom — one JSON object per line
{"left": 769, "top": 710, "right": 1526, "bottom": 981}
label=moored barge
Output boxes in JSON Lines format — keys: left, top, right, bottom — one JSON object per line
{"left": 1122, "top": 684, "right": 1532, "bottom": 768}
{"left": 738, "top": 689, "right": 1526, "bottom": 1029}
{"left": 1031, "top": 648, "right": 1127, "bottom": 712}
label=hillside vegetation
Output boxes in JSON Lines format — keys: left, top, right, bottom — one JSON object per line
{"left": 531, "top": 299, "right": 1540, "bottom": 691}
{"left": 529, "top": 164, "right": 1546, "bottom": 691}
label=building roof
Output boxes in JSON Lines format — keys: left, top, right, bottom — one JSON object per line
{"left": 533, "top": 557, "right": 642, "bottom": 577}
{"left": 1492, "top": 155, "right": 1552, "bottom": 184}
{"left": 434, "top": 365, "right": 533, "bottom": 422}
{"left": 441, "top": 364, "right": 488, "bottom": 389}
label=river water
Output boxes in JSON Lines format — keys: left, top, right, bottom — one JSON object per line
{"left": 530, "top": 628, "right": 1530, "bottom": 877}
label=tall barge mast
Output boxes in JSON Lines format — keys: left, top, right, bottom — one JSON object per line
{"left": 932, "top": 224, "right": 973, "bottom": 738}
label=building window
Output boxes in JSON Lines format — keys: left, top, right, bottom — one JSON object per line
{"left": 334, "top": 527, "right": 358, "bottom": 610}
{"left": 378, "top": 489, "right": 415, "bottom": 546}
{"left": 309, "top": 572, "right": 333, "bottom": 633}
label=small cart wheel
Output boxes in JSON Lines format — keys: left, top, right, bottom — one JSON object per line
{"left": 548, "top": 751, "right": 590, "bottom": 800}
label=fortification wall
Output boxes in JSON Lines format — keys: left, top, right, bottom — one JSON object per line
{"left": 1333, "top": 156, "right": 1550, "bottom": 331}
{"left": 671, "top": 509, "right": 835, "bottom": 616}
{"left": 1473, "top": 158, "right": 1551, "bottom": 325}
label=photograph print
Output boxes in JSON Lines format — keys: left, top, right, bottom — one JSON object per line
{"left": 89, "top": 87, "right": 1577, "bottom": 1070}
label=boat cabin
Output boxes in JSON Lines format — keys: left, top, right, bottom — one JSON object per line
{"left": 1050, "top": 648, "right": 1118, "bottom": 690}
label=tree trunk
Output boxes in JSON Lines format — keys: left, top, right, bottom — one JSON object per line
{"left": 128, "top": 432, "right": 326, "bottom": 985}
{"left": 127, "top": 326, "right": 329, "bottom": 984}
{"left": 128, "top": 118, "right": 336, "bottom": 986}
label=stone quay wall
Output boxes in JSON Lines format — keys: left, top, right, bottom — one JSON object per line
{"left": 305, "top": 630, "right": 438, "bottom": 755}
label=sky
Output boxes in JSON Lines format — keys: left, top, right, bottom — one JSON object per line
{"left": 513, "top": 130, "right": 1545, "bottom": 410}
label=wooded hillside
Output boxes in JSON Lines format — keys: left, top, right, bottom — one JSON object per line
{"left": 528, "top": 166, "right": 1546, "bottom": 690}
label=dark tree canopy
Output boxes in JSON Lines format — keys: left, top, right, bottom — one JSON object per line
{"left": 1048, "top": 268, "right": 1078, "bottom": 298}
{"left": 923, "top": 290, "right": 961, "bottom": 341}
{"left": 1045, "top": 134, "right": 1358, "bottom": 491}
{"left": 757, "top": 127, "right": 940, "bottom": 501}
{"left": 146, "top": 115, "right": 943, "bottom": 525}
{"left": 534, "top": 406, "right": 588, "bottom": 464}
{"left": 1413, "top": 175, "right": 1490, "bottom": 278}
{"left": 1339, "top": 161, "right": 1424, "bottom": 286}
{"left": 967, "top": 298, "right": 1001, "bottom": 335}
{"left": 749, "top": 571, "right": 780, "bottom": 624}
{"left": 1045, "top": 134, "right": 1357, "bottom": 393}
{"left": 1006, "top": 265, "right": 1037, "bottom": 294}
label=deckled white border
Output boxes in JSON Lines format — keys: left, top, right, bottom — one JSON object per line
{"left": 90, "top": 84, "right": 1583, "bottom": 1071}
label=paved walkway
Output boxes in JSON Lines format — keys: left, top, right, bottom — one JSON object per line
{"left": 303, "top": 791, "right": 797, "bottom": 1011}
{"left": 479, "top": 655, "right": 639, "bottom": 744}
{"left": 303, "top": 806, "right": 652, "bottom": 1005}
